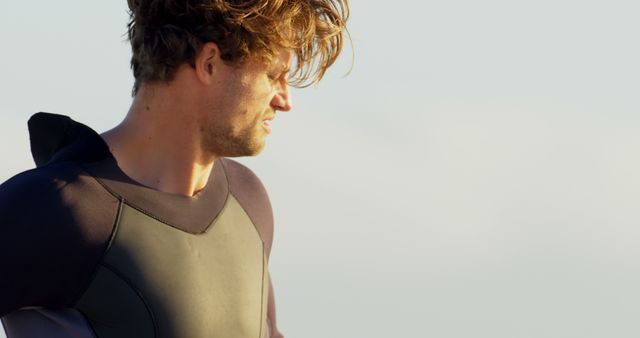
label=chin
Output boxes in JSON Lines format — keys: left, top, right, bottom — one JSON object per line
{"left": 203, "top": 128, "right": 267, "bottom": 157}
{"left": 220, "top": 140, "right": 266, "bottom": 157}
{"left": 245, "top": 142, "right": 266, "bottom": 157}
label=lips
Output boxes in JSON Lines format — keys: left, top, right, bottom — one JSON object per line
{"left": 262, "top": 115, "right": 275, "bottom": 126}
{"left": 262, "top": 115, "right": 274, "bottom": 133}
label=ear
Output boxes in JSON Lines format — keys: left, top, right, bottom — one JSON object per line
{"left": 194, "top": 42, "right": 220, "bottom": 85}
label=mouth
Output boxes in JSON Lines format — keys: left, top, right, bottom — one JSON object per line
{"left": 262, "top": 115, "right": 275, "bottom": 133}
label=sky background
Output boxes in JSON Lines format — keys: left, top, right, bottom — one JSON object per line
{"left": 2, "top": 1, "right": 640, "bottom": 337}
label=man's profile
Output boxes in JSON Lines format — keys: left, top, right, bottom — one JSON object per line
{"left": 0, "top": 0, "right": 349, "bottom": 337}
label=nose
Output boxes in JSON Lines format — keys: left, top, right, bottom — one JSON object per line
{"left": 270, "top": 82, "right": 293, "bottom": 112}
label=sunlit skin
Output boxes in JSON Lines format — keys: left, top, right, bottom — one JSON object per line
{"left": 101, "top": 43, "right": 292, "bottom": 197}
{"left": 200, "top": 47, "right": 293, "bottom": 158}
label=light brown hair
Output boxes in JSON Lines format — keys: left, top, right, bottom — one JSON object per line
{"left": 127, "top": 0, "right": 350, "bottom": 95}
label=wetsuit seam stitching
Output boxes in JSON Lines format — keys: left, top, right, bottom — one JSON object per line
{"left": 259, "top": 245, "right": 266, "bottom": 338}
{"left": 75, "top": 310, "right": 100, "bottom": 338}
{"left": 201, "top": 158, "right": 232, "bottom": 234}
{"left": 219, "top": 158, "right": 270, "bottom": 256}
{"left": 124, "top": 200, "right": 215, "bottom": 234}
{"left": 71, "top": 198, "right": 124, "bottom": 307}
{"left": 228, "top": 191, "right": 268, "bottom": 255}
{"left": 84, "top": 170, "right": 197, "bottom": 232}
{"left": 81, "top": 164, "right": 124, "bottom": 201}
{"left": 81, "top": 160, "right": 230, "bottom": 235}
{"left": 101, "top": 263, "right": 159, "bottom": 338}
{"left": 116, "top": 159, "right": 231, "bottom": 235}
{"left": 88, "top": 171, "right": 224, "bottom": 235}
{"left": 201, "top": 193, "right": 231, "bottom": 234}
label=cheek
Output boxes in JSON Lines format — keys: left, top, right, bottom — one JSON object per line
{"left": 255, "top": 83, "right": 276, "bottom": 107}
{"left": 244, "top": 88, "right": 273, "bottom": 115}
{"left": 225, "top": 73, "right": 274, "bottom": 119}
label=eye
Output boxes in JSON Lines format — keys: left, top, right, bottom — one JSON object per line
{"left": 267, "top": 65, "right": 290, "bottom": 84}
{"left": 267, "top": 72, "right": 285, "bottom": 85}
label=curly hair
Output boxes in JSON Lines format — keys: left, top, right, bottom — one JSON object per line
{"left": 126, "top": 0, "right": 350, "bottom": 95}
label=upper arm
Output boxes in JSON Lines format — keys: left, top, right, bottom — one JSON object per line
{"left": 222, "top": 159, "right": 283, "bottom": 336}
{"left": 0, "top": 167, "right": 118, "bottom": 316}
{"left": 0, "top": 171, "right": 67, "bottom": 315}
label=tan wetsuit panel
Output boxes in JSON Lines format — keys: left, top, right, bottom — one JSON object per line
{"left": 76, "top": 195, "right": 270, "bottom": 338}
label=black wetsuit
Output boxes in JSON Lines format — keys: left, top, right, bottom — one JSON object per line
{"left": 0, "top": 113, "right": 276, "bottom": 338}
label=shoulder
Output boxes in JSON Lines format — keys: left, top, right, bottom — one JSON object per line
{"left": 220, "top": 158, "right": 275, "bottom": 255}
{"left": 220, "top": 158, "right": 272, "bottom": 210}
{"left": 0, "top": 162, "right": 80, "bottom": 214}
{"left": 0, "top": 162, "right": 119, "bottom": 314}
{"left": 221, "top": 158, "right": 268, "bottom": 193}
{"left": 0, "top": 161, "right": 118, "bottom": 215}
{"left": 0, "top": 160, "right": 120, "bottom": 240}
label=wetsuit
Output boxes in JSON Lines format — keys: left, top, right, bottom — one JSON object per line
{"left": 0, "top": 113, "right": 277, "bottom": 338}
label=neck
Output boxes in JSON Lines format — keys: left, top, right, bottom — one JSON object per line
{"left": 102, "top": 85, "right": 215, "bottom": 197}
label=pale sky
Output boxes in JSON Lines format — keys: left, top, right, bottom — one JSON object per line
{"left": 2, "top": 1, "right": 640, "bottom": 337}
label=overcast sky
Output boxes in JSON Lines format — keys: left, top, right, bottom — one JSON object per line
{"left": 2, "top": 1, "right": 640, "bottom": 337}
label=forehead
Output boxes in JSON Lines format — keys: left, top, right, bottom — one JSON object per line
{"left": 232, "top": 46, "right": 292, "bottom": 76}
{"left": 230, "top": 48, "right": 291, "bottom": 78}
{"left": 264, "top": 47, "right": 293, "bottom": 71}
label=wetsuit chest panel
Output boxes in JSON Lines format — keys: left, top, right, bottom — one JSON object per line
{"left": 75, "top": 195, "right": 269, "bottom": 338}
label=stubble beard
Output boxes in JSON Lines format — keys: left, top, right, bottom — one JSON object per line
{"left": 200, "top": 116, "right": 266, "bottom": 157}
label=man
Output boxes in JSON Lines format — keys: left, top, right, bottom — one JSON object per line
{"left": 0, "top": 0, "right": 349, "bottom": 337}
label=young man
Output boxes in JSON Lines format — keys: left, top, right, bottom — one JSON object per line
{"left": 0, "top": 1, "right": 349, "bottom": 337}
